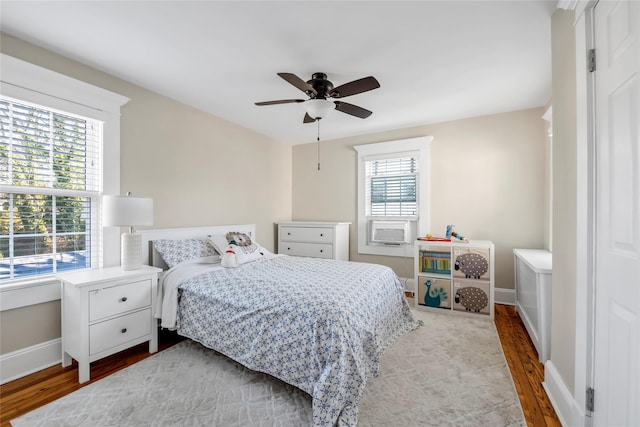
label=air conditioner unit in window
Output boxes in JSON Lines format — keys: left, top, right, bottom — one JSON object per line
{"left": 370, "top": 220, "right": 409, "bottom": 245}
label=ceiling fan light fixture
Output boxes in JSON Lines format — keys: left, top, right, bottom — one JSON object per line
{"left": 304, "top": 99, "right": 334, "bottom": 120}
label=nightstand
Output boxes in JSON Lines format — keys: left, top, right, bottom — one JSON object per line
{"left": 58, "top": 265, "right": 161, "bottom": 383}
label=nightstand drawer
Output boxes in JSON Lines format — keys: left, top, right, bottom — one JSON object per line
{"left": 279, "top": 242, "right": 333, "bottom": 259}
{"left": 279, "top": 226, "right": 334, "bottom": 243}
{"left": 89, "top": 279, "right": 151, "bottom": 322}
{"left": 90, "top": 308, "right": 152, "bottom": 355}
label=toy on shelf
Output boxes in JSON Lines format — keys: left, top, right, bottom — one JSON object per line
{"left": 417, "top": 233, "right": 451, "bottom": 242}
{"left": 445, "top": 224, "right": 469, "bottom": 243}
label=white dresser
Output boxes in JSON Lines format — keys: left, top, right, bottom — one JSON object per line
{"left": 513, "top": 248, "right": 552, "bottom": 362}
{"left": 277, "top": 221, "right": 350, "bottom": 260}
{"left": 58, "top": 265, "right": 161, "bottom": 383}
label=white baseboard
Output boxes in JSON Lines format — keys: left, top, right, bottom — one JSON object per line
{"left": 495, "top": 287, "right": 516, "bottom": 305}
{"left": 543, "top": 360, "right": 585, "bottom": 427}
{"left": 0, "top": 338, "right": 62, "bottom": 385}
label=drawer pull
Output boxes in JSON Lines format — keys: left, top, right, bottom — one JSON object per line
{"left": 120, "top": 297, "right": 128, "bottom": 303}
{"left": 320, "top": 249, "right": 324, "bottom": 253}
{"left": 287, "top": 232, "right": 291, "bottom": 235}
{"left": 287, "top": 247, "right": 291, "bottom": 250}
{"left": 121, "top": 328, "right": 127, "bottom": 334}
{"left": 320, "top": 233, "right": 324, "bottom": 237}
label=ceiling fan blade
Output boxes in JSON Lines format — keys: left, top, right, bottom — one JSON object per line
{"left": 303, "top": 113, "right": 316, "bottom": 123}
{"left": 330, "top": 76, "right": 380, "bottom": 98}
{"left": 255, "top": 99, "right": 305, "bottom": 106}
{"left": 334, "top": 101, "right": 372, "bottom": 119}
{"left": 278, "top": 72, "right": 317, "bottom": 96}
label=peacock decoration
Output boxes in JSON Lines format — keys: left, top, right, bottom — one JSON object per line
{"left": 423, "top": 279, "right": 448, "bottom": 308}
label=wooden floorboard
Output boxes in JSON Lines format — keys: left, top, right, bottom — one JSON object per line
{"left": 494, "top": 304, "right": 561, "bottom": 427}
{"left": 1, "top": 305, "right": 561, "bottom": 427}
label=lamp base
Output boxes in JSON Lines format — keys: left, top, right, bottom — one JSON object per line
{"left": 121, "top": 232, "right": 142, "bottom": 271}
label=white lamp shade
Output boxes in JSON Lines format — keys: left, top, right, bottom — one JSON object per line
{"left": 103, "top": 195, "right": 153, "bottom": 227}
{"left": 304, "top": 99, "right": 334, "bottom": 120}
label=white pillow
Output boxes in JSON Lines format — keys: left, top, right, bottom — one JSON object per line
{"left": 208, "top": 234, "right": 232, "bottom": 255}
{"left": 213, "top": 231, "right": 270, "bottom": 267}
{"left": 221, "top": 244, "right": 264, "bottom": 267}
{"left": 208, "top": 231, "right": 258, "bottom": 253}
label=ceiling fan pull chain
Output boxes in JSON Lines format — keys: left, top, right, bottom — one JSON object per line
{"left": 317, "top": 119, "right": 321, "bottom": 171}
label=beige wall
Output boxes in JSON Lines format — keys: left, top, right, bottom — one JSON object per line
{"left": 292, "top": 108, "right": 547, "bottom": 290}
{"left": 549, "top": 8, "right": 577, "bottom": 395}
{"left": 0, "top": 33, "right": 292, "bottom": 355}
{"left": 0, "top": 301, "right": 61, "bottom": 354}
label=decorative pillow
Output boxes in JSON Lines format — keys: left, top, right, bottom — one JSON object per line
{"left": 214, "top": 231, "right": 268, "bottom": 268}
{"left": 226, "top": 231, "right": 258, "bottom": 251}
{"left": 152, "top": 238, "right": 217, "bottom": 268}
{"left": 208, "top": 231, "right": 258, "bottom": 254}
{"left": 221, "top": 244, "right": 264, "bottom": 267}
{"left": 208, "top": 234, "right": 233, "bottom": 255}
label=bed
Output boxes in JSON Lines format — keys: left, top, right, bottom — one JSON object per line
{"left": 140, "top": 225, "right": 421, "bottom": 426}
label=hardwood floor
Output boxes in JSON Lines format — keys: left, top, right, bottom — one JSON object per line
{"left": 1, "top": 305, "right": 560, "bottom": 427}
{"left": 494, "top": 304, "right": 561, "bottom": 427}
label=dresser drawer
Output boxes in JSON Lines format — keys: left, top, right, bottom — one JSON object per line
{"left": 279, "top": 242, "right": 333, "bottom": 259}
{"left": 90, "top": 308, "right": 152, "bottom": 355}
{"left": 279, "top": 226, "right": 334, "bottom": 243}
{"left": 89, "top": 279, "right": 151, "bottom": 322}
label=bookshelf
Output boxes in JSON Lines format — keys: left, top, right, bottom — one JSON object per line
{"left": 414, "top": 240, "right": 495, "bottom": 319}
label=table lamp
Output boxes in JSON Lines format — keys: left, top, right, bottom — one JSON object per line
{"left": 103, "top": 193, "right": 153, "bottom": 270}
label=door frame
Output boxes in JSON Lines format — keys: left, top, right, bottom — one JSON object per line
{"left": 574, "top": 1, "right": 597, "bottom": 424}
{"left": 549, "top": 1, "right": 597, "bottom": 425}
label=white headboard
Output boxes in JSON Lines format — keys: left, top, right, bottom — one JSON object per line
{"left": 138, "top": 224, "right": 256, "bottom": 267}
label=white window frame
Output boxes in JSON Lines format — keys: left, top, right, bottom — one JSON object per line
{"left": 354, "top": 136, "right": 432, "bottom": 257}
{"left": 0, "top": 54, "right": 128, "bottom": 304}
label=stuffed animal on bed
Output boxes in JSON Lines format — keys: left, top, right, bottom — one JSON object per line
{"left": 221, "top": 231, "right": 264, "bottom": 267}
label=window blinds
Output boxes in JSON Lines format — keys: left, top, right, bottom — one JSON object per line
{"left": 365, "top": 156, "right": 418, "bottom": 217}
{"left": 0, "top": 97, "right": 102, "bottom": 281}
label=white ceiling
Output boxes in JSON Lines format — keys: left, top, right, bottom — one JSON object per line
{"left": 0, "top": 1, "right": 555, "bottom": 145}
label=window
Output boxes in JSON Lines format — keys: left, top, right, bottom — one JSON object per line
{"left": 0, "top": 53, "right": 128, "bottom": 288}
{"left": 0, "top": 97, "right": 102, "bottom": 281}
{"left": 355, "top": 136, "right": 432, "bottom": 257}
{"left": 367, "top": 156, "right": 418, "bottom": 218}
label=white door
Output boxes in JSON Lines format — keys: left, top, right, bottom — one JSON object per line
{"left": 593, "top": 0, "right": 640, "bottom": 425}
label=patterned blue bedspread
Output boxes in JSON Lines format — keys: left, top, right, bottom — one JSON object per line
{"left": 176, "top": 256, "right": 421, "bottom": 426}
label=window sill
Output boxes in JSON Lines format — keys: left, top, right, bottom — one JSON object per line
{"left": 0, "top": 277, "right": 62, "bottom": 312}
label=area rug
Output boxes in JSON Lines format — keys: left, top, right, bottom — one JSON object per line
{"left": 11, "top": 310, "right": 525, "bottom": 426}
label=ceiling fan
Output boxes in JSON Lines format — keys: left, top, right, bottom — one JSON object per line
{"left": 255, "top": 72, "right": 380, "bottom": 123}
